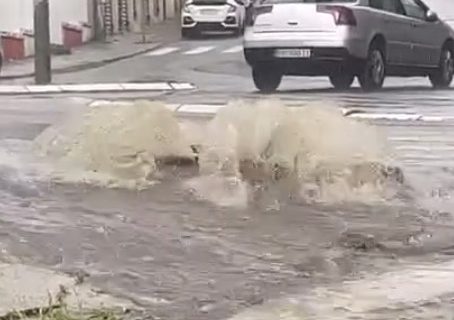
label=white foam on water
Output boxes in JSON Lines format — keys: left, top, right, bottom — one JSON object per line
{"left": 26, "top": 99, "right": 401, "bottom": 204}
{"left": 187, "top": 100, "right": 397, "bottom": 206}
{"left": 34, "top": 100, "right": 194, "bottom": 189}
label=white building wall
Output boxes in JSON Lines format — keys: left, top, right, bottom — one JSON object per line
{"left": 165, "top": 0, "right": 176, "bottom": 19}
{"left": 0, "top": 0, "right": 89, "bottom": 44}
{"left": 0, "top": 0, "right": 34, "bottom": 33}
{"left": 49, "top": 0, "right": 89, "bottom": 44}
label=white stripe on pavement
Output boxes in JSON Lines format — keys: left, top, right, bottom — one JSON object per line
{"left": 183, "top": 46, "right": 215, "bottom": 55}
{"left": 146, "top": 47, "right": 180, "bottom": 56}
{"left": 169, "top": 82, "right": 196, "bottom": 90}
{"left": 394, "top": 145, "right": 454, "bottom": 152}
{"left": 0, "top": 86, "right": 29, "bottom": 94}
{"left": 177, "top": 104, "right": 225, "bottom": 113}
{"left": 222, "top": 45, "right": 243, "bottom": 53}
{"left": 59, "top": 83, "right": 124, "bottom": 92}
{"left": 26, "top": 85, "right": 62, "bottom": 93}
{"left": 347, "top": 113, "right": 444, "bottom": 122}
{"left": 0, "top": 82, "right": 195, "bottom": 94}
{"left": 389, "top": 136, "right": 454, "bottom": 143}
{"left": 120, "top": 82, "right": 172, "bottom": 91}
{"left": 80, "top": 102, "right": 454, "bottom": 123}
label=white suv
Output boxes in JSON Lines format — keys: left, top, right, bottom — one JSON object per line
{"left": 244, "top": 0, "right": 454, "bottom": 92}
{"left": 181, "top": 0, "right": 250, "bottom": 38}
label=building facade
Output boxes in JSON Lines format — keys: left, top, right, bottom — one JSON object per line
{"left": 0, "top": 0, "right": 181, "bottom": 61}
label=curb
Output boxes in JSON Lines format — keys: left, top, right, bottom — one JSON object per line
{"left": 0, "top": 42, "right": 162, "bottom": 81}
{"left": 0, "top": 81, "right": 195, "bottom": 95}
{"left": 88, "top": 101, "right": 453, "bottom": 122}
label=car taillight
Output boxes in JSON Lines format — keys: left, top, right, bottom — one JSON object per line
{"left": 317, "top": 5, "right": 357, "bottom": 26}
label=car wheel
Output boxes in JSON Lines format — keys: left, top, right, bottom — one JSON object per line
{"left": 252, "top": 66, "right": 282, "bottom": 93}
{"left": 429, "top": 45, "right": 454, "bottom": 89}
{"left": 329, "top": 73, "right": 355, "bottom": 90}
{"left": 358, "top": 44, "right": 386, "bottom": 91}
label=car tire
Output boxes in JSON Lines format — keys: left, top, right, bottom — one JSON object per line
{"left": 329, "top": 73, "right": 355, "bottom": 90}
{"left": 429, "top": 45, "right": 454, "bottom": 89}
{"left": 252, "top": 66, "right": 282, "bottom": 93}
{"left": 358, "top": 43, "right": 386, "bottom": 91}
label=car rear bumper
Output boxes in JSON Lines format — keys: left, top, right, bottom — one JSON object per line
{"left": 243, "top": 30, "right": 367, "bottom": 59}
{"left": 243, "top": 47, "right": 363, "bottom": 76}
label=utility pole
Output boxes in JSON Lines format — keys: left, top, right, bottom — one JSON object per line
{"left": 141, "top": 0, "right": 147, "bottom": 43}
{"left": 34, "top": 0, "right": 51, "bottom": 84}
{"left": 92, "top": 0, "right": 100, "bottom": 40}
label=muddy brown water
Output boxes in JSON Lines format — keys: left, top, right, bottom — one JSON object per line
{"left": 1, "top": 100, "right": 454, "bottom": 319}
{"left": 2, "top": 172, "right": 454, "bottom": 320}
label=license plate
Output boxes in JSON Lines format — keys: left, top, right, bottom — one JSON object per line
{"left": 274, "top": 49, "right": 311, "bottom": 58}
{"left": 201, "top": 9, "right": 219, "bottom": 15}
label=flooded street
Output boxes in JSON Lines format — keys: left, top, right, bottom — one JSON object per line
{"left": 2, "top": 11, "right": 454, "bottom": 318}
{"left": 1, "top": 94, "right": 454, "bottom": 319}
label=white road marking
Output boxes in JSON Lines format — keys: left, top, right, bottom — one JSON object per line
{"left": 119, "top": 82, "right": 173, "bottom": 91}
{"left": 26, "top": 85, "right": 62, "bottom": 93}
{"left": 146, "top": 47, "right": 180, "bottom": 56}
{"left": 183, "top": 46, "right": 215, "bottom": 55}
{"left": 222, "top": 45, "right": 243, "bottom": 53}
{"left": 177, "top": 104, "right": 225, "bottom": 113}
{"left": 0, "top": 82, "right": 195, "bottom": 95}
{"left": 169, "top": 82, "right": 196, "bottom": 90}
{"left": 394, "top": 145, "right": 454, "bottom": 152}
{"left": 59, "top": 83, "right": 124, "bottom": 92}
{"left": 0, "top": 86, "right": 29, "bottom": 94}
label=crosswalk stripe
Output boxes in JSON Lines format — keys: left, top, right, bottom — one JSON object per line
{"left": 222, "top": 45, "right": 243, "bottom": 53}
{"left": 394, "top": 145, "right": 454, "bottom": 152}
{"left": 183, "top": 46, "right": 216, "bottom": 55}
{"left": 147, "top": 47, "right": 180, "bottom": 56}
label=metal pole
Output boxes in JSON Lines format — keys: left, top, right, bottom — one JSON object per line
{"left": 33, "top": 0, "right": 52, "bottom": 84}
{"left": 93, "top": 0, "right": 101, "bottom": 40}
{"left": 34, "top": 0, "right": 51, "bottom": 84}
{"left": 141, "top": 0, "right": 148, "bottom": 43}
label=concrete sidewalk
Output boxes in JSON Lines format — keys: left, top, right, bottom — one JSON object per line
{"left": 0, "top": 32, "right": 162, "bottom": 81}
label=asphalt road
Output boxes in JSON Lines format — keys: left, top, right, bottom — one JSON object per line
{"left": 2, "top": 34, "right": 454, "bottom": 319}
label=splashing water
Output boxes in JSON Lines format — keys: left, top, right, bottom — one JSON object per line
{"left": 190, "top": 100, "right": 398, "bottom": 205}
{"left": 34, "top": 100, "right": 194, "bottom": 188}
{"left": 33, "top": 99, "right": 401, "bottom": 203}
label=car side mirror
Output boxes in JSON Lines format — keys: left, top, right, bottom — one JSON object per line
{"left": 426, "top": 10, "right": 438, "bottom": 22}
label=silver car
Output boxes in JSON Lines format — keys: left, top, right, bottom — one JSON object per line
{"left": 243, "top": 0, "right": 454, "bottom": 92}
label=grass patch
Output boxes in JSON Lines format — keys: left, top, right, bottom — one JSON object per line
{"left": 0, "top": 305, "right": 122, "bottom": 320}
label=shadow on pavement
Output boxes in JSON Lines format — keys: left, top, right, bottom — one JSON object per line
{"left": 253, "top": 86, "right": 454, "bottom": 95}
